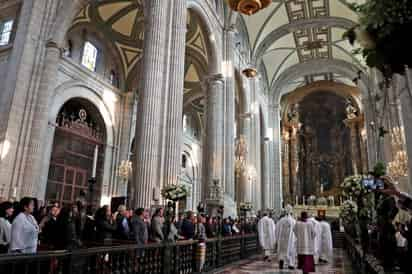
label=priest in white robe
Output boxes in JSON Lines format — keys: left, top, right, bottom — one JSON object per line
{"left": 294, "top": 211, "right": 316, "bottom": 274}
{"left": 257, "top": 212, "right": 276, "bottom": 261}
{"left": 308, "top": 215, "right": 321, "bottom": 264}
{"left": 276, "top": 205, "right": 297, "bottom": 270}
{"left": 318, "top": 216, "right": 333, "bottom": 263}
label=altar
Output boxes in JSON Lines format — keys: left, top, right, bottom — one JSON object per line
{"left": 293, "top": 205, "right": 341, "bottom": 218}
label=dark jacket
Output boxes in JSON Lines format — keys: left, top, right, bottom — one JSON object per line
{"left": 95, "top": 218, "right": 117, "bottom": 243}
{"left": 42, "top": 217, "right": 59, "bottom": 248}
{"left": 181, "top": 219, "right": 195, "bottom": 239}
{"left": 115, "top": 215, "right": 130, "bottom": 240}
{"left": 55, "top": 219, "right": 80, "bottom": 250}
{"left": 131, "top": 216, "right": 148, "bottom": 246}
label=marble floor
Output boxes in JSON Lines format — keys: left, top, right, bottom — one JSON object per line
{"left": 213, "top": 249, "right": 354, "bottom": 274}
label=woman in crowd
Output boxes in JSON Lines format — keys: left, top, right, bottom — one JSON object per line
{"left": 9, "top": 197, "right": 39, "bottom": 253}
{"left": 55, "top": 206, "right": 81, "bottom": 250}
{"left": 94, "top": 205, "right": 116, "bottom": 244}
{"left": 0, "top": 201, "right": 14, "bottom": 253}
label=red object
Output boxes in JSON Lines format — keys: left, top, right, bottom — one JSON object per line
{"left": 298, "top": 254, "right": 315, "bottom": 273}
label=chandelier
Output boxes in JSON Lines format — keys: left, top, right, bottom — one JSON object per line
{"left": 235, "top": 135, "right": 248, "bottom": 178}
{"left": 388, "top": 126, "right": 409, "bottom": 179}
{"left": 227, "top": 0, "right": 271, "bottom": 16}
{"left": 388, "top": 150, "right": 408, "bottom": 179}
{"left": 242, "top": 68, "right": 258, "bottom": 78}
{"left": 117, "top": 160, "right": 132, "bottom": 182}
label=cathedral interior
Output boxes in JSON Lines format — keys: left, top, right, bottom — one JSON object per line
{"left": 0, "top": 0, "right": 411, "bottom": 216}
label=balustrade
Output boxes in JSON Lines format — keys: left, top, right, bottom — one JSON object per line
{"left": 0, "top": 234, "right": 258, "bottom": 274}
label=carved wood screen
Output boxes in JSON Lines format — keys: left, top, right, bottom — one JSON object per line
{"left": 46, "top": 99, "right": 106, "bottom": 207}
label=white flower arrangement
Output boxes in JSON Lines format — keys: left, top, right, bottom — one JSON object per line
{"left": 340, "top": 200, "right": 358, "bottom": 227}
{"left": 239, "top": 202, "right": 253, "bottom": 211}
{"left": 161, "top": 184, "right": 189, "bottom": 201}
{"left": 340, "top": 175, "right": 371, "bottom": 200}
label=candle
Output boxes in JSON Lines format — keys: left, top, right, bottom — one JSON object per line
{"left": 92, "top": 145, "right": 98, "bottom": 178}
{"left": 296, "top": 196, "right": 298, "bottom": 205}
{"left": 12, "top": 187, "right": 17, "bottom": 198}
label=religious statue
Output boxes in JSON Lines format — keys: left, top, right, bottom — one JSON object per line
{"left": 345, "top": 98, "right": 358, "bottom": 119}
{"left": 287, "top": 103, "right": 300, "bottom": 123}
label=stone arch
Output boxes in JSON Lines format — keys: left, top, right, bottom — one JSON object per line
{"left": 37, "top": 81, "right": 116, "bottom": 202}
{"left": 187, "top": 0, "right": 221, "bottom": 74}
{"left": 271, "top": 59, "right": 371, "bottom": 106}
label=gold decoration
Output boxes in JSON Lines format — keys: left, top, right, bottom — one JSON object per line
{"left": 235, "top": 135, "right": 248, "bottom": 178}
{"left": 227, "top": 0, "right": 271, "bottom": 15}
{"left": 242, "top": 68, "right": 258, "bottom": 78}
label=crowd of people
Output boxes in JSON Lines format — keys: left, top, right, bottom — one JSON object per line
{"left": 0, "top": 198, "right": 257, "bottom": 256}
{"left": 257, "top": 206, "right": 333, "bottom": 274}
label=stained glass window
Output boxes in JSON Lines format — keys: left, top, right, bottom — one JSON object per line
{"left": 81, "top": 41, "right": 98, "bottom": 71}
{"left": 0, "top": 20, "right": 14, "bottom": 46}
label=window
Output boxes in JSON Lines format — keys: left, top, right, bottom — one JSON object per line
{"left": 0, "top": 19, "right": 14, "bottom": 46}
{"left": 109, "top": 70, "right": 118, "bottom": 87}
{"left": 183, "top": 114, "right": 188, "bottom": 132}
{"left": 81, "top": 41, "right": 98, "bottom": 71}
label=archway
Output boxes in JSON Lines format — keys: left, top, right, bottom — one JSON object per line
{"left": 45, "top": 98, "right": 106, "bottom": 207}
{"left": 280, "top": 84, "right": 367, "bottom": 205}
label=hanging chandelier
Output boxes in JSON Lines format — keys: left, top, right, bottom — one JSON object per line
{"left": 242, "top": 68, "right": 258, "bottom": 78}
{"left": 117, "top": 160, "right": 132, "bottom": 182}
{"left": 227, "top": 0, "right": 272, "bottom": 16}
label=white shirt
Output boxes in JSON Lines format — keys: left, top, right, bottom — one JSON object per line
{"left": 276, "top": 215, "right": 297, "bottom": 263}
{"left": 10, "top": 213, "right": 39, "bottom": 253}
{"left": 395, "top": 231, "right": 407, "bottom": 248}
{"left": 293, "top": 220, "right": 316, "bottom": 255}
{"left": 319, "top": 220, "right": 333, "bottom": 260}
{"left": 0, "top": 217, "right": 11, "bottom": 246}
{"left": 258, "top": 216, "right": 276, "bottom": 251}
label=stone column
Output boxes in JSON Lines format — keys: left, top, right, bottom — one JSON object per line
{"left": 114, "top": 91, "right": 136, "bottom": 197}
{"left": 133, "top": 0, "right": 169, "bottom": 208}
{"left": 268, "top": 104, "right": 282, "bottom": 210}
{"left": 289, "top": 123, "right": 299, "bottom": 200}
{"left": 345, "top": 118, "right": 360, "bottom": 175}
{"left": 223, "top": 27, "right": 236, "bottom": 199}
{"left": 262, "top": 139, "right": 270, "bottom": 209}
{"left": 281, "top": 129, "right": 290, "bottom": 203}
{"left": 202, "top": 74, "right": 225, "bottom": 202}
{"left": 161, "top": 0, "right": 187, "bottom": 187}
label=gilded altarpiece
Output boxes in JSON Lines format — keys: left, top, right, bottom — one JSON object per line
{"left": 282, "top": 91, "right": 365, "bottom": 201}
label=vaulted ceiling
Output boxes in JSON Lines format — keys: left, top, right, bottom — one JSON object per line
{"left": 238, "top": 0, "right": 366, "bottom": 95}
{"left": 71, "top": 0, "right": 209, "bottom": 88}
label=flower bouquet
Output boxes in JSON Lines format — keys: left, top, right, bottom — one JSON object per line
{"left": 239, "top": 202, "right": 253, "bottom": 212}
{"left": 340, "top": 200, "right": 358, "bottom": 226}
{"left": 343, "top": 0, "right": 412, "bottom": 77}
{"left": 161, "top": 184, "right": 188, "bottom": 202}
{"left": 341, "top": 175, "right": 371, "bottom": 199}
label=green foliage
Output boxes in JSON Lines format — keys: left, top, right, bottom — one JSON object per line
{"left": 343, "top": 0, "right": 412, "bottom": 77}
{"left": 373, "top": 161, "right": 386, "bottom": 177}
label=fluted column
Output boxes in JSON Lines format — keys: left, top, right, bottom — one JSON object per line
{"left": 262, "top": 139, "right": 270, "bottom": 209}
{"left": 289, "top": 124, "right": 299, "bottom": 200}
{"left": 161, "top": 0, "right": 187, "bottom": 187}
{"left": 345, "top": 118, "right": 361, "bottom": 174}
{"left": 223, "top": 27, "right": 236, "bottom": 200}
{"left": 268, "top": 104, "right": 282, "bottom": 210}
{"left": 202, "top": 74, "right": 225, "bottom": 201}
{"left": 133, "top": 0, "right": 169, "bottom": 208}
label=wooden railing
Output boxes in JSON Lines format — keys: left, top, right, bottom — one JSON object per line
{"left": 0, "top": 234, "right": 258, "bottom": 274}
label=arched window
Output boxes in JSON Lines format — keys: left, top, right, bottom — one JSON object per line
{"left": 0, "top": 19, "right": 14, "bottom": 46}
{"left": 109, "top": 70, "right": 118, "bottom": 87}
{"left": 81, "top": 41, "right": 98, "bottom": 71}
{"left": 183, "top": 114, "right": 188, "bottom": 132}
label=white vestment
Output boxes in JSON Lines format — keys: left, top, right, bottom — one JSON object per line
{"left": 308, "top": 217, "right": 321, "bottom": 263}
{"left": 258, "top": 216, "right": 276, "bottom": 256}
{"left": 319, "top": 220, "right": 333, "bottom": 262}
{"left": 9, "top": 212, "right": 39, "bottom": 253}
{"left": 276, "top": 215, "right": 297, "bottom": 267}
{"left": 293, "top": 220, "right": 316, "bottom": 255}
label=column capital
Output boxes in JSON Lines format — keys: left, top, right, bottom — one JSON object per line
{"left": 201, "top": 73, "right": 225, "bottom": 91}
